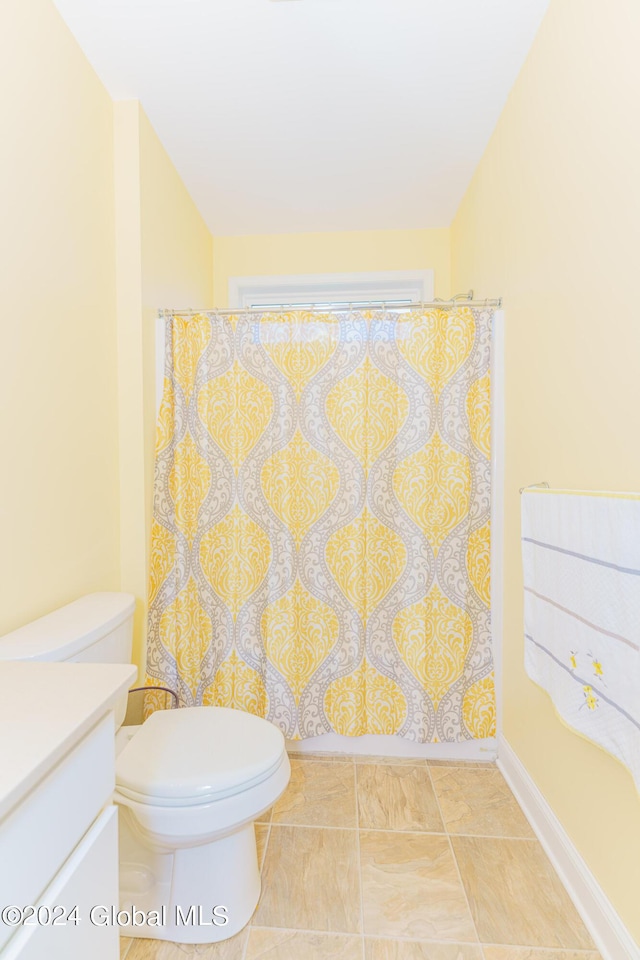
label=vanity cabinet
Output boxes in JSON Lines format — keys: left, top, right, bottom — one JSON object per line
{"left": 0, "top": 662, "right": 135, "bottom": 959}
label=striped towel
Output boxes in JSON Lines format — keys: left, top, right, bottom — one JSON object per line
{"left": 522, "top": 489, "right": 640, "bottom": 790}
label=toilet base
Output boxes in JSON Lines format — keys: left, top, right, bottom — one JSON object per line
{"left": 118, "top": 810, "right": 261, "bottom": 943}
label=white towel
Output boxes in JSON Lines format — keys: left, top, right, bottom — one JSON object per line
{"left": 522, "top": 489, "right": 640, "bottom": 790}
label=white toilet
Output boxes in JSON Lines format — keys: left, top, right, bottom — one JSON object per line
{"left": 0, "top": 592, "right": 290, "bottom": 944}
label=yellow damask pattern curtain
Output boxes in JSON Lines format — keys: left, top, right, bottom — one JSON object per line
{"left": 146, "top": 307, "right": 495, "bottom": 741}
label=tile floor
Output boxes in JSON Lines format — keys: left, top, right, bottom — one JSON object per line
{"left": 120, "top": 754, "right": 600, "bottom": 960}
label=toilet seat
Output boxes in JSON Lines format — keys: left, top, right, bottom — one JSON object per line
{"left": 116, "top": 706, "right": 286, "bottom": 807}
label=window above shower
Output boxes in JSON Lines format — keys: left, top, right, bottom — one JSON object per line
{"left": 227, "top": 270, "right": 435, "bottom": 311}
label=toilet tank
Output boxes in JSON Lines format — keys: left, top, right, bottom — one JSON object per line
{"left": 0, "top": 593, "right": 136, "bottom": 728}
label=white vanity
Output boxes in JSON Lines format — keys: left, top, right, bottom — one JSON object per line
{"left": 0, "top": 661, "right": 135, "bottom": 959}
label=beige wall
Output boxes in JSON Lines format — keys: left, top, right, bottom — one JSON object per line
{"left": 212, "top": 228, "right": 451, "bottom": 304}
{"left": 0, "top": 1, "right": 212, "bottom": 666}
{"left": 115, "top": 102, "right": 213, "bottom": 671}
{"left": 0, "top": 0, "right": 120, "bottom": 633}
{"left": 451, "top": 0, "right": 640, "bottom": 938}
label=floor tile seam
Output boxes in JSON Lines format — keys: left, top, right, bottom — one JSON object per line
{"left": 244, "top": 923, "right": 601, "bottom": 953}
{"left": 365, "top": 933, "right": 598, "bottom": 957}
{"left": 256, "top": 806, "right": 273, "bottom": 825}
{"left": 269, "top": 822, "right": 358, "bottom": 832}
{"left": 247, "top": 823, "right": 271, "bottom": 960}
{"left": 267, "top": 821, "right": 539, "bottom": 842}
{"left": 361, "top": 933, "right": 482, "bottom": 946}
{"left": 240, "top": 920, "right": 251, "bottom": 960}
{"left": 246, "top": 921, "right": 599, "bottom": 949}
{"left": 248, "top": 925, "right": 358, "bottom": 936}
{"left": 261, "top": 823, "right": 272, "bottom": 872}
{"left": 362, "top": 935, "right": 598, "bottom": 951}
{"left": 353, "top": 759, "right": 365, "bottom": 948}
{"left": 245, "top": 923, "right": 482, "bottom": 944}
{"left": 478, "top": 945, "right": 601, "bottom": 953}
{"left": 356, "top": 793, "right": 366, "bottom": 960}
{"left": 448, "top": 832, "right": 543, "bottom": 843}
{"left": 426, "top": 761, "right": 481, "bottom": 947}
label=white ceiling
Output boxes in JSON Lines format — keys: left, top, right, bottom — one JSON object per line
{"left": 53, "top": 0, "right": 549, "bottom": 235}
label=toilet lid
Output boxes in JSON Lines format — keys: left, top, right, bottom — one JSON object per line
{"left": 116, "top": 707, "right": 286, "bottom": 806}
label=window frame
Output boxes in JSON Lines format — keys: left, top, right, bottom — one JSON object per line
{"left": 227, "top": 270, "right": 434, "bottom": 309}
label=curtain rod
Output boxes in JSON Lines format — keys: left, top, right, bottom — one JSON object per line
{"left": 157, "top": 293, "right": 502, "bottom": 317}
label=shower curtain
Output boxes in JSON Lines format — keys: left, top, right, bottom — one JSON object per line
{"left": 146, "top": 306, "right": 495, "bottom": 742}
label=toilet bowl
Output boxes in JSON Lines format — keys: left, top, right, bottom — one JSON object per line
{"left": 0, "top": 593, "right": 291, "bottom": 944}
{"left": 114, "top": 706, "right": 290, "bottom": 942}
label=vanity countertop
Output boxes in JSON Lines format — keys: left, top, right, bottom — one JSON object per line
{"left": 0, "top": 661, "right": 136, "bottom": 821}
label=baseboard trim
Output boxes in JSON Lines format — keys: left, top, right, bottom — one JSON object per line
{"left": 286, "top": 732, "right": 497, "bottom": 761}
{"left": 497, "top": 735, "right": 639, "bottom": 960}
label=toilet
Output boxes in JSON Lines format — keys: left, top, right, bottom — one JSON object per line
{"left": 0, "top": 592, "right": 290, "bottom": 944}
